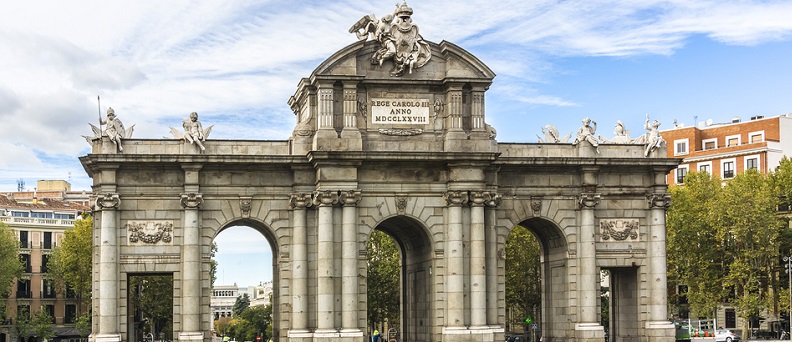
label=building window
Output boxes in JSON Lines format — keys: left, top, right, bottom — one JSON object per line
{"left": 12, "top": 211, "right": 29, "bottom": 217}
{"left": 699, "top": 162, "right": 712, "bottom": 174}
{"left": 745, "top": 155, "right": 760, "bottom": 172}
{"left": 749, "top": 131, "right": 764, "bottom": 143}
{"left": 45, "top": 305, "right": 55, "bottom": 323}
{"left": 43, "top": 232, "right": 52, "bottom": 249}
{"left": 723, "top": 159, "right": 736, "bottom": 179}
{"left": 676, "top": 166, "right": 688, "bottom": 184}
{"left": 702, "top": 138, "right": 717, "bottom": 150}
{"left": 54, "top": 213, "right": 75, "bottom": 220}
{"left": 31, "top": 212, "right": 53, "bottom": 219}
{"left": 674, "top": 139, "right": 689, "bottom": 156}
{"left": 65, "top": 304, "right": 77, "bottom": 324}
{"left": 726, "top": 308, "right": 736, "bottom": 328}
{"left": 726, "top": 134, "right": 741, "bottom": 147}
{"left": 20, "top": 254, "right": 31, "bottom": 273}
{"left": 17, "top": 305, "right": 30, "bottom": 320}
{"left": 19, "top": 230, "right": 29, "bottom": 249}
{"left": 41, "top": 254, "right": 49, "bottom": 273}
{"left": 16, "top": 279, "right": 31, "bottom": 298}
{"left": 43, "top": 279, "right": 56, "bottom": 298}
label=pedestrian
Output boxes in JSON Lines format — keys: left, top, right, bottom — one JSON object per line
{"left": 373, "top": 329, "right": 380, "bottom": 342}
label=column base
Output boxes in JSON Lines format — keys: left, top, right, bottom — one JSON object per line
{"left": 310, "top": 329, "right": 365, "bottom": 342}
{"left": 645, "top": 320, "right": 676, "bottom": 342}
{"left": 178, "top": 331, "right": 204, "bottom": 342}
{"left": 94, "top": 334, "right": 121, "bottom": 342}
{"left": 442, "top": 326, "right": 498, "bottom": 342}
{"left": 575, "top": 323, "right": 605, "bottom": 341}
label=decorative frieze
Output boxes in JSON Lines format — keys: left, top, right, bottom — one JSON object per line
{"left": 180, "top": 193, "right": 203, "bottom": 209}
{"left": 578, "top": 192, "right": 601, "bottom": 209}
{"left": 600, "top": 219, "right": 640, "bottom": 241}
{"left": 126, "top": 221, "right": 174, "bottom": 245}
{"left": 647, "top": 193, "right": 671, "bottom": 209}
{"left": 95, "top": 193, "right": 120, "bottom": 210}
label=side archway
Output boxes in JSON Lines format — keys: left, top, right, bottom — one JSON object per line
{"left": 370, "top": 215, "right": 435, "bottom": 342}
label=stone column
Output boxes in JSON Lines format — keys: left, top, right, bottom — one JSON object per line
{"left": 289, "top": 193, "right": 312, "bottom": 335}
{"left": 314, "top": 190, "right": 339, "bottom": 333}
{"left": 96, "top": 193, "right": 121, "bottom": 342}
{"left": 469, "top": 191, "right": 488, "bottom": 328}
{"left": 317, "top": 87, "right": 334, "bottom": 130}
{"left": 443, "top": 190, "right": 468, "bottom": 328}
{"left": 446, "top": 87, "right": 464, "bottom": 132}
{"left": 470, "top": 90, "right": 485, "bottom": 131}
{"left": 485, "top": 193, "right": 501, "bottom": 327}
{"left": 179, "top": 192, "right": 203, "bottom": 342}
{"left": 340, "top": 190, "right": 362, "bottom": 335}
{"left": 577, "top": 192, "right": 600, "bottom": 323}
{"left": 342, "top": 87, "right": 358, "bottom": 130}
{"left": 646, "top": 189, "right": 675, "bottom": 341}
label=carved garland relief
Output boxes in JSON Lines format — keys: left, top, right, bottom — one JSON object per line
{"left": 599, "top": 219, "right": 640, "bottom": 241}
{"left": 126, "top": 221, "right": 174, "bottom": 245}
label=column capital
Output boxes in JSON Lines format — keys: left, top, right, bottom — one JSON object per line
{"left": 469, "top": 191, "right": 501, "bottom": 207}
{"left": 340, "top": 190, "right": 362, "bottom": 206}
{"left": 647, "top": 193, "right": 671, "bottom": 209}
{"left": 313, "top": 189, "right": 339, "bottom": 207}
{"left": 95, "top": 193, "right": 120, "bottom": 210}
{"left": 443, "top": 190, "right": 469, "bottom": 206}
{"left": 578, "top": 192, "right": 601, "bottom": 209}
{"left": 180, "top": 193, "right": 203, "bottom": 209}
{"left": 289, "top": 193, "right": 314, "bottom": 209}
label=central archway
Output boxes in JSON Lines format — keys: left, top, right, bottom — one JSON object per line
{"left": 211, "top": 219, "right": 281, "bottom": 340}
{"left": 372, "top": 216, "right": 434, "bottom": 342}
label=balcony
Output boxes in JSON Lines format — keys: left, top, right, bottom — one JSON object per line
{"left": 0, "top": 216, "right": 76, "bottom": 227}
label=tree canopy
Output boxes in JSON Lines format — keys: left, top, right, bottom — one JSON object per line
{"left": 367, "top": 229, "right": 401, "bottom": 330}
{"left": 0, "top": 222, "right": 23, "bottom": 320}
{"left": 667, "top": 166, "right": 789, "bottom": 335}
{"left": 48, "top": 215, "right": 93, "bottom": 314}
{"left": 505, "top": 225, "right": 541, "bottom": 331}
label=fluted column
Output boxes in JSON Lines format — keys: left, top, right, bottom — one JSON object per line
{"left": 340, "top": 190, "right": 362, "bottom": 333}
{"left": 446, "top": 88, "right": 464, "bottom": 131}
{"left": 289, "top": 193, "right": 312, "bottom": 334}
{"left": 577, "top": 192, "right": 600, "bottom": 324}
{"left": 179, "top": 192, "right": 203, "bottom": 342}
{"left": 317, "top": 87, "right": 334, "bottom": 130}
{"left": 469, "top": 191, "right": 488, "bottom": 328}
{"left": 443, "top": 190, "right": 468, "bottom": 328}
{"left": 343, "top": 87, "right": 358, "bottom": 129}
{"left": 96, "top": 193, "right": 121, "bottom": 342}
{"left": 314, "top": 190, "right": 339, "bottom": 332}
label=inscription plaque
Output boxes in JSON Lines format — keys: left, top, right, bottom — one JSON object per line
{"left": 371, "top": 98, "right": 431, "bottom": 125}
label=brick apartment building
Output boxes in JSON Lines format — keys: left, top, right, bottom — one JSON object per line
{"left": 662, "top": 114, "right": 792, "bottom": 185}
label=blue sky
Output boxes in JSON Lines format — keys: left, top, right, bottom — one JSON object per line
{"left": 2, "top": 1, "right": 791, "bottom": 285}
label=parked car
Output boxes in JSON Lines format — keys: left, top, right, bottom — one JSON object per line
{"left": 715, "top": 329, "right": 740, "bottom": 342}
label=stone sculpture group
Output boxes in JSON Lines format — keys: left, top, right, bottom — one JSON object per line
{"left": 538, "top": 114, "right": 666, "bottom": 156}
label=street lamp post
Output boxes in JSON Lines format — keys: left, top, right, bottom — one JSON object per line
{"left": 784, "top": 256, "right": 792, "bottom": 340}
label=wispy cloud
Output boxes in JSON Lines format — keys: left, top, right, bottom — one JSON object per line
{"left": 1, "top": 1, "right": 791, "bottom": 191}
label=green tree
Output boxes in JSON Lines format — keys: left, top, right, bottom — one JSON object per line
{"left": 0, "top": 222, "right": 23, "bottom": 320}
{"left": 32, "top": 309, "right": 56, "bottom": 342}
{"left": 14, "top": 307, "right": 33, "bottom": 342}
{"left": 667, "top": 171, "right": 725, "bottom": 317}
{"left": 210, "top": 242, "right": 218, "bottom": 287}
{"left": 48, "top": 215, "right": 93, "bottom": 314}
{"left": 214, "top": 316, "right": 234, "bottom": 337}
{"left": 130, "top": 275, "right": 174, "bottom": 340}
{"left": 240, "top": 303, "right": 272, "bottom": 341}
{"left": 719, "top": 169, "right": 783, "bottom": 334}
{"left": 367, "top": 229, "right": 401, "bottom": 331}
{"left": 233, "top": 293, "right": 251, "bottom": 317}
{"left": 75, "top": 312, "right": 92, "bottom": 339}
{"left": 505, "top": 225, "right": 541, "bottom": 332}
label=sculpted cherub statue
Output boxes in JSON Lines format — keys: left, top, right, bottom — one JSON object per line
{"left": 169, "top": 112, "right": 213, "bottom": 151}
{"left": 83, "top": 107, "right": 135, "bottom": 153}
{"left": 572, "top": 117, "right": 600, "bottom": 153}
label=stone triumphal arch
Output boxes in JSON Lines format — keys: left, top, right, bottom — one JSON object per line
{"left": 81, "top": 3, "right": 678, "bottom": 342}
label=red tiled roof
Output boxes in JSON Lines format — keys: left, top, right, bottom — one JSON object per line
{"left": 0, "top": 194, "right": 89, "bottom": 211}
